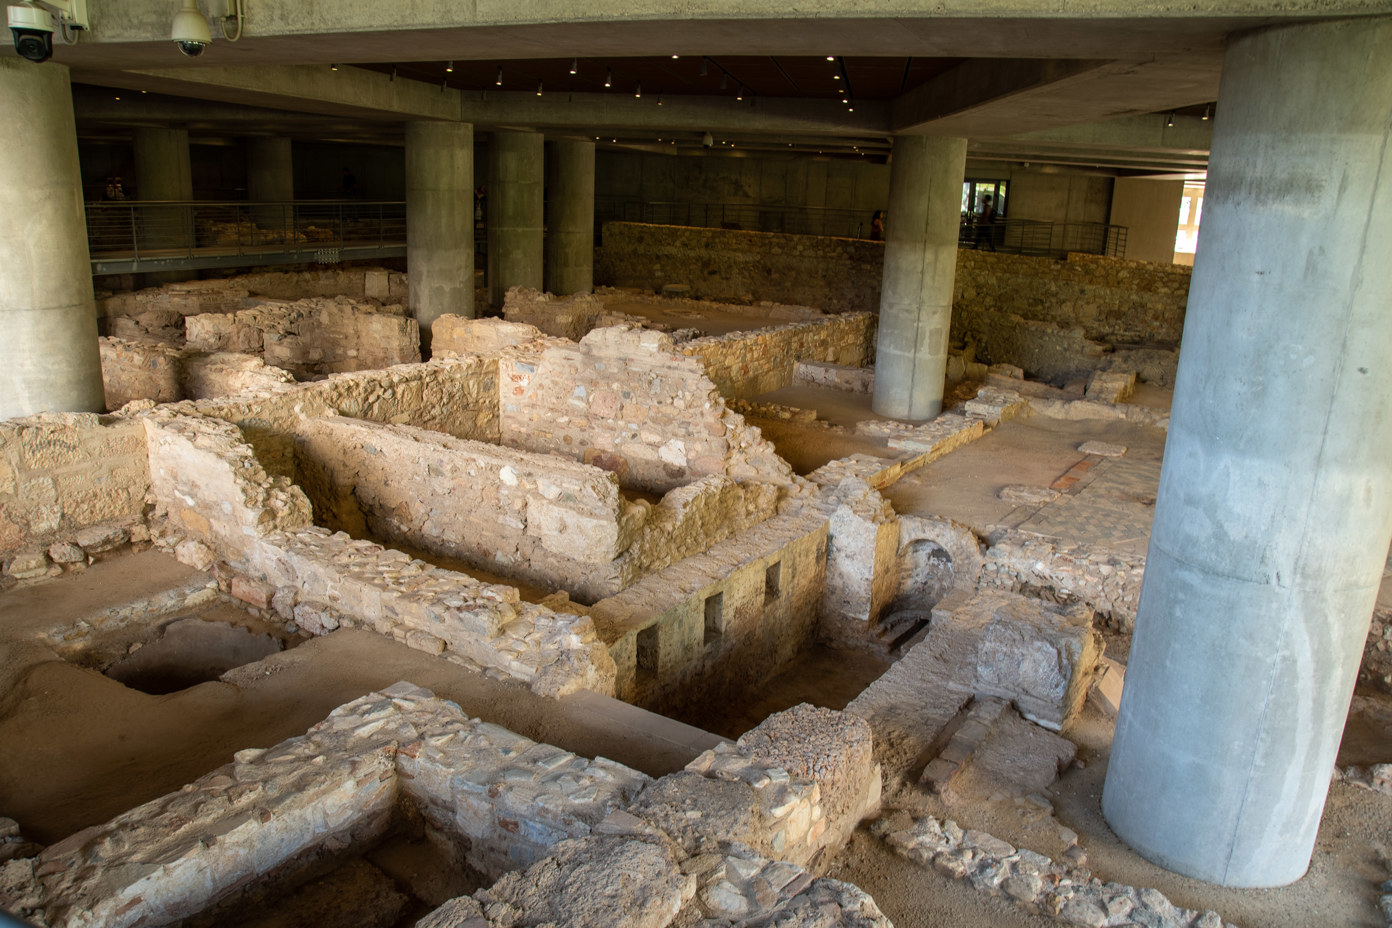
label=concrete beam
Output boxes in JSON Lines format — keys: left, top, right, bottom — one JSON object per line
{"left": 890, "top": 58, "right": 1110, "bottom": 133}
{"left": 44, "top": 3, "right": 1392, "bottom": 67}
{"left": 460, "top": 91, "right": 887, "bottom": 136}
{"left": 898, "top": 55, "right": 1223, "bottom": 138}
{"left": 92, "top": 65, "right": 460, "bottom": 122}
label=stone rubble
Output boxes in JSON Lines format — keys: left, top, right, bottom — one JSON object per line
{"left": 1, "top": 686, "right": 886, "bottom": 928}
{"left": 883, "top": 814, "right": 1235, "bottom": 928}
{"left": 980, "top": 532, "right": 1147, "bottom": 632}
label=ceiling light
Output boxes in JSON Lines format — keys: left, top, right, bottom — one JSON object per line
{"left": 1166, "top": 112, "right": 1175, "bottom": 127}
{"left": 736, "top": 84, "right": 744, "bottom": 100}
{"left": 1202, "top": 105, "right": 1212, "bottom": 120}
{"left": 495, "top": 67, "right": 503, "bottom": 86}
{"left": 635, "top": 80, "right": 642, "bottom": 98}
{"left": 605, "top": 68, "right": 612, "bottom": 87}
{"left": 833, "top": 74, "right": 840, "bottom": 80}
{"left": 657, "top": 93, "right": 663, "bottom": 106}
{"left": 671, "top": 54, "right": 679, "bottom": 59}
{"left": 537, "top": 80, "right": 544, "bottom": 96}
{"left": 826, "top": 55, "right": 835, "bottom": 61}
{"left": 570, "top": 58, "right": 578, "bottom": 74}
{"left": 330, "top": 63, "right": 338, "bottom": 71}
{"left": 445, "top": 60, "right": 453, "bottom": 72}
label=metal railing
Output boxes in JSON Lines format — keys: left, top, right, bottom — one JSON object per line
{"left": 595, "top": 199, "right": 875, "bottom": 240}
{"left": 958, "top": 217, "right": 1128, "bottom": 258}
{"left": 86, "top": 200, "right": 407, "bottom": 274}
{"left": 596, "top": 198, "right": 1127, "bottom": 258}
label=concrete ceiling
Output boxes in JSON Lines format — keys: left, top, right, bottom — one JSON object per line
{"left": 41, "top": 2, "right": 1386, "bottom": 171}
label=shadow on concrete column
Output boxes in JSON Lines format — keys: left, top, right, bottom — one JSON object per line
{"left": 246, "top": 137, "right": 294, "bottom": 234}
{"left": 870, "top": 135, "right": 966, "bottom": 421}
{"left": 406, "top": 121, "right": 474, "bottom": 352}
{"left": 0, "top": 60, "right": 103, "bottom": 419}
{"left": 487, "top": 129, "right": 544, "bottom": 309}
{"left": 1102, "top": 15, "right": 1392, "bottom": 888}
{"left": 545, "top": 138, "right": 595, "bottom": 296}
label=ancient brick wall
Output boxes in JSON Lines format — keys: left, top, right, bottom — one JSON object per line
{"left": 592, "top": 509, "right": 828, "bottom": 714}
{"left": 498, "top": 327, "right": 744, "bottom": 495}
{"left": 185, "top": 297, "right": 419, "bottom": 379}
{"left": 596, "top": 222, "right": 1190, "bottom": 360}
{"left": 955, "top": 251, "right": 1191, "bottom": 347}
{"left": 596, "top": 222, "right": 885, "bottom": 312}
{"left": 141, "top": 414, "right": 615, "bottom": 697}
{"left": 680, "top": 313, "right": 877, "bottom": 399}
{"left": 97, "top": 267, "right": 407, "bottom": 330}
{"left": 99, "top": 338, "right": 296, "bottom": 409}
{"left": 295, "top": 416, "right": 644, "bottom": 603}
{"left": 0, "top": 413, "right": 149, "bottom": 560}
{"left": 185, "top": 357, "right": 501, "bottom": 481}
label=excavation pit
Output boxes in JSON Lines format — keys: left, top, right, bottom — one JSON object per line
{"left": 102, "top": 617, "right": 285, "bottom": 695}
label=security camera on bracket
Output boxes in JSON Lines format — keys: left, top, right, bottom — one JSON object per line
{"left": 170, "top": 0, "right": 211, "bottom": 56}
{"left": 6, "top": 0, "right": 87, "bottom": 63}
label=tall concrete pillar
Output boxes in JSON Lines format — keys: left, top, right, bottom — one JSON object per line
{"left": 487, "top": 129, "right": 544, "bottom": 308}
{"left": 406, "top": 120, "right": 474, "bottom": 350}
{"left": 1102, "top": 16, "right": 1392, "bottom": 888}
{"left": 544, "top": 138, "right": 595, "bottom": 295}
{"left": 0, "top": 60, "right": 103, "bottom": 419}
{"left": 870, "top": 135, "right": 966, "bottom": 420}
{"left": 134, "top": 127, "right": 194, "bottom": 285}
{"left": 246, "top": 136, "right": 293, "bottom": 234}
{"left": 134, "top": 127, "right": 193, "bottom": 202}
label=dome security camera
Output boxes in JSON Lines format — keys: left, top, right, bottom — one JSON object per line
{"left": 171, "top": 0, "right": 210, "bottom": 56}
{"left": 8, "top": 2, "right": 56, "bottom": 63}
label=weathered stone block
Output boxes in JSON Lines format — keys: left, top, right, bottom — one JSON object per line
{"left": 922, "top": 589, "right": 1103, "bottom": 731}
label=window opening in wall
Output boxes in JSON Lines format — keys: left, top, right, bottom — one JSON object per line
{"left": 637, "top": 624, "right": 660, "bottom": 681}
{"left": 704, "top": 592, "right": 724, "bottom": 645}
{"left": 765, "top": 562, "right": 782, "bottom": 604}
{"left": 1174, "top": 178, "right": 1205, "bottom": 264}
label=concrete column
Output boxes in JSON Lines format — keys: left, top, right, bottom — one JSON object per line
{"left": 406, "top": 120, "right": 474, "bottom": 350}
{"left": 870, "top": 135, "right": 966, "bottom": 420}
{"left": 0, "top": 60, "right": 103, "bottom": 418}
{"left": 134, "top": 127, "right": 194, "bottom": 285}
{"left": 246, "top": 137, "right": 294, "bottom": 233}
{"left": 544, "top": 138, "right": 595, "bottom": 295}
{"left": 133, "top": 127, "right": 193, "bottom": 202}
{"left": 487, "top": 129, "right": 544, "bottom": 308}
{"left": 1102, "top": 16, "right": 1392, "bottom": 888}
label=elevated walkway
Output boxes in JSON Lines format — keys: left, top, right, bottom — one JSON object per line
{"left": 86, "top": 199, "right": 406, "bottom": 275}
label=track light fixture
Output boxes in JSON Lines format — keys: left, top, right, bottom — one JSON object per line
{"left": 495, "top": 67, "right": 503, "bottom": 85}
{"left": 569, "top": 57, "right": 577, "bottom": 74}
{"left": 330, "top": 63, "right": 338, "bottom": 71}
{"left": 1166, "top": 112, "right": 1175, "bottom": 127}
{"left": 635, "top": 81, "right": 642, "bottom": 98}
{"left": 1202, "top": 104, "right": 1212, "bottom": 120}
{"left": 537, "top": 79, "right": 543, "bottom": 96}
{"left": 826, "top": 55, "right": 835, "bottom": 61}
{"left": 736, "top": 84, "right": 744, "bottom": 101}
{"left": 445, "top": 60, "right": 453, "bottom": 72}
{"left": 605, "top": 68, "right": 612, "bottom": 87}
